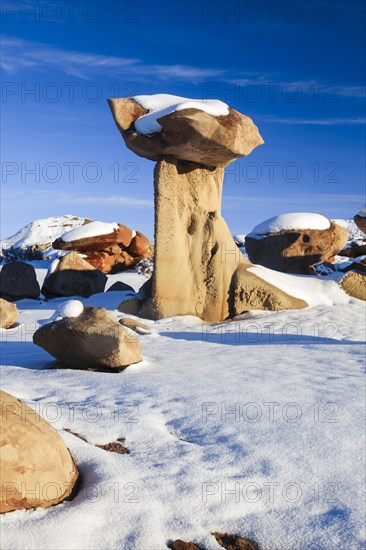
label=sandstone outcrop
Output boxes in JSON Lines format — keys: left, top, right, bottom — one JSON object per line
{"left": 42, "top": 252, "right": 107, "bottom": 298}
{"left": 245, "top": 221, "right": 348, "bottom": 274}
{"left": 0, "top": 390, "right": 79, "bottom": 513}
{"left": 340, "top": 271, "right": 366, "bottom": 301}
{"left": 33, "top": 306, "right": 141, "bottom": 370}
{"left": 0, "top": 298, "right": 18, "bottom": 328}
{"left": 0, "top": 261, "right": 40, "bottom": 301}
{"left": 53, "top": 223, "right": 152, "bottom": 274}
{"left": 108, "top": 94, "right": 308, "bottom": 321}
{"left": 354, "top": 205, "right": 366, "bottom": 234}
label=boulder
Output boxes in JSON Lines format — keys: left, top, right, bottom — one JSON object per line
{"left": 42, "top": 252, "right": 107, "bottom": 298}
{"left": 52, "top": 223, "right": 133, "bottom": 251}
{"left": 129, "top": 231, "right": 151, "bottom": 256}
{"left": 53, "top": 223, "right": 152, "bottom": 274}
{"left": 0, "top": 390, "right": 79, "bottom": 513}
{"left": 33, "top": 305, "right": 141, "bottom": 369}
{"left": 108, "top": 97, "right": 264, "bottom": 168}
{"left": 0, "top": 261, "right": 40, "bottom": 301}
{"left": 117, "top": 297, "right": 142, "bottom": 316}
{"left": 340, "top": 271, "right": 366, "bottom": 301}
{"left": 245, "top": 221, "right": 348, "bottom": 274}
{"left": 0, "top": 298, "right": 18, "bottom": 328}
{"left": 107, "top": 281, "right": 135, "bottom": 293}
{"left": 354, "top": 205, "right": 366, "bottom": 233}
{"left": 108, "top": 95, "right": 308, "bottom": 321}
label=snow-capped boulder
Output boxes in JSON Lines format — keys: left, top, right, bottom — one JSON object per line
{"left": 108, "top": 94, "right": 264, "bottom": 167}
{"left": 354, "top": 204, "right": 366, "bottom": 234}
{"left": 0, "top": 390, "right": 79, "bottom": 513}
{"left": 340, "top": 271, "right": 366, "bottom": 301}
{"left": 0, "top": 298, "right": 18, "bottom": 329}
{"left": 53, "top": 222, "right": 133, "bottom": 251}
{"left": 245, "top": 214, "right": 348, "bottom": 274}
{"left": 33, "top": 306, "right": 141, "bottom": 370}
{"left": 0, "top": 261, "right": 40, "bottom": 301}
{"left": 53, "top": 222, "right": 152, "bottom": 274}
{"left": 41, "top": 252, "right": 107, "bottom": 298}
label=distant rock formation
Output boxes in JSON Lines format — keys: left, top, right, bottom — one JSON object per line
{"left": 245, "top": 219, "right": 348, "bottom": 274}
{"left": 33, "top": 305, "right": 141, "bottom": 370}
{"left": 0, "top": 261, "right": 40, "bottom": 301}
{"left": 108, "top": 95, "right": 307, "bottom": 321}
{"left": 53, "top": 222, "right": 152, "bottom": 274}
{"left": 0, "top": 390, "right": 79, "bottom": 513}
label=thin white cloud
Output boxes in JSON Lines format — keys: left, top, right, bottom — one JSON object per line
{"left": 0, "top": 35, "right": 225, "bottom": 81}
{"left": 259, "top": 116, "right": 366, "bottom": 126}
{"left": 227, "top": 77, "right": 366, "bottom": 99}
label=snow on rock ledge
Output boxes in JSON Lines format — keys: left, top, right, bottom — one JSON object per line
{"left": 61, "top": 221, "right": 119, "bottom": 243}
{"left": 250, "top": 213, "right": 331, "bottom": 237}
{"left": 132, "top": 93, "right": 229, "bottom": 135}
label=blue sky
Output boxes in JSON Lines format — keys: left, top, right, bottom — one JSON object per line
{"left": 1, "top": 0, "right": 365, "bottom": 239}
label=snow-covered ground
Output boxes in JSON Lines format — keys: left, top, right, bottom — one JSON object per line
{"left": 1, "top": 265, "right": 365, "bottom": 550}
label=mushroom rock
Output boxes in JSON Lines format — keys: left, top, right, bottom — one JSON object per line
{"left": 108, "top": 94, "right": 307, "bottom": 322}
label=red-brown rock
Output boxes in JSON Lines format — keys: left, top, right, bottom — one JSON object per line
{"left": 129, "top": 232, "right": 151, "bottom": 256}
{"left": 53, "top": 224, "right": 133, "bottom": 251}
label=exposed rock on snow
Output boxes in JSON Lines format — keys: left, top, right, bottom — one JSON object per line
{"left": 53, "top": 223, "right": 152, "bottom": 274}
{"left": 0, "top": 390, "right": 79, "bottom": 513}
{"left": 117, "top": 296, "right": 142, "bottom": 316}
{"left": 168, "top": 540, "right": 202, "bottom": 550}
{"left": 245, "top": 218, "right": 348, "bottom": 274}
{"left": 354, "top": 204, "right": 366, "bottom": 233}
{"left": 33, "top": 306, "right": 141, "bottom": 370}
{"left": 213, "top": 532, "right": 260, "bottom": 550}
{"left": 340, "top": 271, "right": 366, "bottom": 301}
{"left": 0, "top": 298, "right": 18, "bottom": 329}
{"left": 108, "top": 95, "right": 264, "bottom": 167}
{"left": 0, "top": 261, "right": 40, "bottom": 301}
{"left": 41, "top": 252, "right": 107, "bottom": 298}
{"left": 109, "top": 96, "right": 306, "bottom": 321}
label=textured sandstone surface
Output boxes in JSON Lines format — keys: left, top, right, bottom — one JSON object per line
{"left": 0, "top": 390, "right": 79, "bottom": 513}
{"left": 0, "top": 261, "right": 40, "bottom": 301}
{"left": 0, "top": 298, "right": 18, "bottom": 329}
{"left": 340, "top": 271, "right": 366, "bottom": 301}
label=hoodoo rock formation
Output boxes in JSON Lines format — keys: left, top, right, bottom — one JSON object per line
{"left": 108, "top": 94, "right": 307, "bottom": 321}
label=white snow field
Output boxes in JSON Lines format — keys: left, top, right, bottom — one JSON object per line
{"left": 132, "top": 94, "right": 229, "bottom": 135}
{"left": 0, "top": 266, "right": 365, "bottom": 550}
{"left": 249, "top": 213, "right": 331, "bottom": 237}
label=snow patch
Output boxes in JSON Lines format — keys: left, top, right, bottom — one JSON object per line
{"left": 356, "top": 204, "right": 366, "bottom": 217}
{"left": 249, "top": 213, "right": 330, "bottom": 237}
{"left": 132, "top": 93, "right": 229, "bottom": 135}
{"left": 248, "top": 265, "right": 349, "bottom": 306}
{"left": 61, "top": 221, "right": 119, "bottom": 243}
